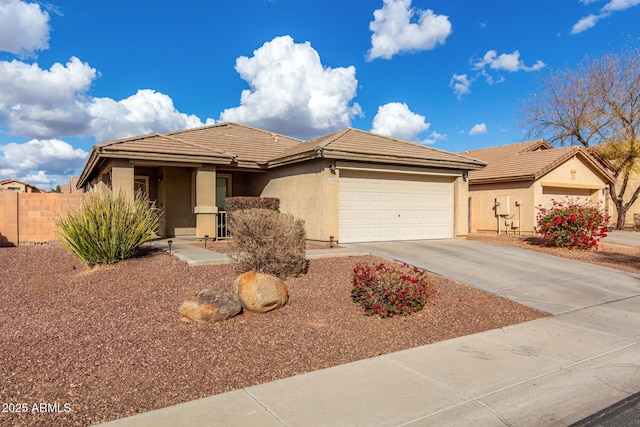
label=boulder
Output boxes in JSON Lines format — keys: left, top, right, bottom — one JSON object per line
{"left": 179, "top": 288, "right": 242, "bottom": 323}
{"left": 234, "top": 271, "right": 288, "bottom": 313}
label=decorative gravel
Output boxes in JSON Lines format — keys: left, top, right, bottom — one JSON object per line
{"left": 1, "top": 244, "right": 546, "bottom": 426}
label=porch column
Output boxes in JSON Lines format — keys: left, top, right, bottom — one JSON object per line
{"left": 194, "top": 166, "right": 218, "bottom": 238}
{"left": 111, "top": 159, "right": 135, "bottom": 201}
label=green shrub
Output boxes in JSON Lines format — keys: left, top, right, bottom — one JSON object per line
{"left": 536, "top": 198, "right": 609, "bottom": 249}
{"left": 351, "top": 263, "right": 430, "bottom": 318}
{"left": 224, "top": 197, "right": 280, "bottom": 213}
{"left": 55, "top": 189, "right": 160, "bottom": 268}
{"left": 228, "top": 208, "right": 306, "bottom": 279}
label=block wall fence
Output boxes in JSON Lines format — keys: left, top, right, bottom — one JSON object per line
{"left": 0, "top": 192, "right": 86, "bottom": 246}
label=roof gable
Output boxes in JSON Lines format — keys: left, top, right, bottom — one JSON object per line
{"left": 465, "top": 142, "right": 614, "bottom": 185}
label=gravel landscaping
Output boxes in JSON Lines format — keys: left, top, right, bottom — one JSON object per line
{"left": 1, "top": 243, "right": 547, "bottom": 426}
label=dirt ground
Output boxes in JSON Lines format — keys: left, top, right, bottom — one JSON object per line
{"left": 1, "top": 243, "right": 546, "bottom": 427}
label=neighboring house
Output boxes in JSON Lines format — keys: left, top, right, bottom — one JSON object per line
{"left": 77, "top": 122, "right": 485, "bottom": 243}
{"left": 60, "top": 176, "right": 81, "bottom": 194}
{"left": 462, "top": 140, "right": 615, "bottom": 234}
{"left": 0, "top": 179, "right": 43, "bottom": 193}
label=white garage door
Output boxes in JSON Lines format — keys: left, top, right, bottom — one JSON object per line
{"left": 541, "top": 186, "right": 594, "bottom": 208}
{"left": 339, "top": 171, "right": 454, "bottom": 243}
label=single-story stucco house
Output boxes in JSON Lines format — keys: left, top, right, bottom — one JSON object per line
{"left": 0, "top": 178, "right": 44, "bottom": 193}
{"left": 77, "top": 122, "right": 486, "bottom": 243}
{"left": 462, "top": 140, "right": 615, "bottom": 234}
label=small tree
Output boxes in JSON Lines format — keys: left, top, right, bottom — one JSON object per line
{"left": 55, "top": 189, "right": 160, "bottom": 267}
{"left": 228, "top": 209, "right": 306, "bottom": 279}
{"left": 521, "top": 46, "right": 640, "bottom": 229}
{"left": 535, "top": 198, "right": 609, "bottom": 249}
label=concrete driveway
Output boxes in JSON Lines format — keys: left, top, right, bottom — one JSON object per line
{"left": 345, "top": 239, "right": 640, "bottom": 315}
{"left": 605, "top": 230, "right": 640, "bottom": 247}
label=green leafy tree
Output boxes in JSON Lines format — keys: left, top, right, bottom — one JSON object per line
{"left": 521, "top": 46, "right": 640, "bottom": 229}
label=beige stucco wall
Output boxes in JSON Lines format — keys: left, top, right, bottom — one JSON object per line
{"left": 470, "top": 155, "right": 610, "bottom": 234}
{"left": 261, "top": 160, "right": 470, "bottom": 242}
{"left": 259, "top": 159, "right": 335, "bottom": 241}
{"left": 470, "top": 181, "right": 535, "bottom": 233}
{"left": 453, "top": 175, "right": 469, "bottom": 237}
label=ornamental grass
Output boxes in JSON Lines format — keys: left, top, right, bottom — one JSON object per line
{"left": 55, "top": 189, "right": 160, "bottom": 268}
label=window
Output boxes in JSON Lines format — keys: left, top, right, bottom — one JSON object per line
{"left": 216, "top": 174, "right": 232, "bottom": 210}
{"left": 8, "top": 186, "right": 20, "bottom": 192}
{"left": 134, "top": 176, "right": 149, "bottom": 196}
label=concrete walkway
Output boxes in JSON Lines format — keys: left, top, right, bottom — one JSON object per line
{"left": 151, "top": 237, "right": 368, "bottom": 266}
{"left": 100, "top": 239, "right": 640, "bottom": 427}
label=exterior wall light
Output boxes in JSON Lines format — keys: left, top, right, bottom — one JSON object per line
{"left": 329, "top": 164, "right": 336, "bottom": 173}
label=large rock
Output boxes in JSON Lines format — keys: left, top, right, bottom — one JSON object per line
{"left": 234, "top": 271, "right": 288, "bottom": 313}
{"left": 179, "top": 288, "right": 242, "bottom": 323}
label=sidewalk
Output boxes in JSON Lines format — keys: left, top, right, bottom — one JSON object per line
{"left": 99, "top": 240, "right": 640, "bottom": 426}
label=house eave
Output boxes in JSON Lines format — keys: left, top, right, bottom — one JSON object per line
{"left": 266, "top": 149, "right": 487, "bottom": 170}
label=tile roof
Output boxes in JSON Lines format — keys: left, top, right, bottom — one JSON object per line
{"left": 270, "top": 128, "right": 486, "bottom": 169}
{"left": 95, "top": 122, "right": 302, "bottom": 164}
{"left": 79, "top": 123, "right": 486, "bottom": 187}
{"left": 462, "top": 140, "right": 614, "bottom": 184}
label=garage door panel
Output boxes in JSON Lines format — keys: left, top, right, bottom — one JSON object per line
{"left": 339, "top": 171, "right": 454, "bottom": 243}
{"left": 541, "top": 187, "right": 594, "bottom": 208}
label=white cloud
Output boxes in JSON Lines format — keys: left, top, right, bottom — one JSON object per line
{"left": 449, "top": 74, "right": 472, "bottom": 99}
{"left": 469, "top": 123, "right": 488, "bottom": 135}
{"left": 0, "top": 0, "right": 50, "bottom": 56}
{"left": 602, "top": 0, "right": 640, "bottom": 12}
{"left": 0, "top": 57, "right": 96, "bottom": 138}
{"left": 89, "top": 90, "right": 212, "bottom": 142}
{"left": 474, "top": 50, "right": 545, "bottom": 72}
{"left": 219, "top": 35, "right": 361, "bottom": 137}
{"left": 0, "top": 57, "right": 214, "bottom": 141}
{"left": 571, "top": 14, "right": 602, "bottom": 33}
{"left": 0, "top": 138, "right": 88, "bottom": 179}
{"left": 371, "top": 102, "right": 430, "bottom": 142}
{"left": 422, "top": 130, "right": 446, "bottom": 145}
{"left": 367, "top": 0, "right": 452, "bottom": 61}
{"left": 572, "top": 0, "right": 640, "bottom": 34}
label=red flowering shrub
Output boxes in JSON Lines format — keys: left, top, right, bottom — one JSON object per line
{"left": 535, "top": 198, "right": 609, "bottom": 249}
{"left": 351, "top": 263, "right": 430, "bottom": 318}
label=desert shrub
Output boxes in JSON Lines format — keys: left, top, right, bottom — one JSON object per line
{"left": 351, "top": 262, "right": 430, "bottom": 318}
{"left": 535, "top": 198, "right": 609, "bottom": 249}
{"left": 228, "top": 208, "right": 306, "bottom": 279}
{"left": 224, "top": 197, "right": 280, "bottom": 213}
{"left": 55, "top": 189, "right": 160, "bottom": 268}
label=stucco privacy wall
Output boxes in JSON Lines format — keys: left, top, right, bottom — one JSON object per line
{"left": 0, "top": 192, "right": 86, "bottom": 246}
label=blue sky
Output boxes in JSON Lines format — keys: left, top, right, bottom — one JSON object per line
{"left": 1, "top": 0, "right": 639, "bottom": 188}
